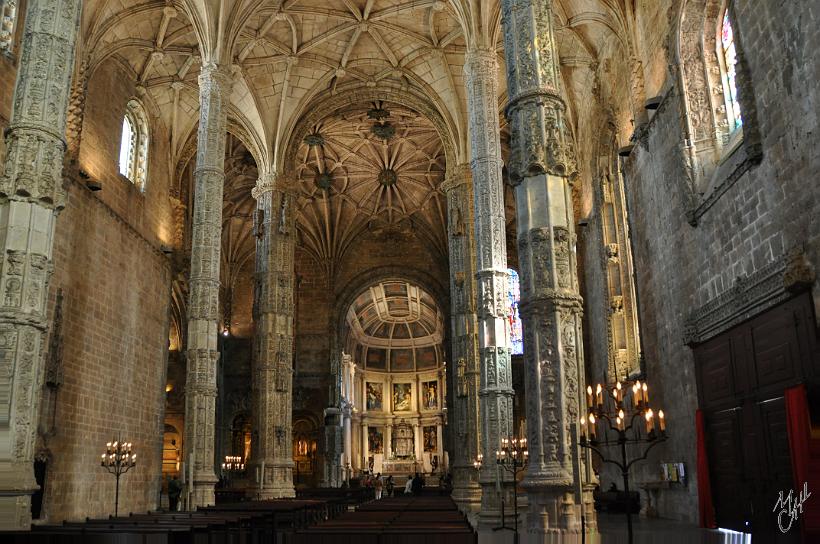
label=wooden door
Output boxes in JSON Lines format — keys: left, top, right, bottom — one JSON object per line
{"left": 695, "top": 292, "right": 817, "bottom": 542}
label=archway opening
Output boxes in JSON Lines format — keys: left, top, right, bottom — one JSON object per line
{"left": 340, "top": 279, "right": 448, "bottom": 479}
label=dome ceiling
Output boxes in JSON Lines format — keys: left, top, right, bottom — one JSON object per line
{"left": 295, "top": 101, "right": 447, "bottom": 265}
{"left": 345, "top": 280, "right": 444, "bottom": 372}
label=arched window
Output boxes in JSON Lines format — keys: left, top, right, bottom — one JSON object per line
{"left": 0, "top": 0, "right": 18, "bottom": 53}
{"left": 719, "top": 10, "right": 742, "bottom": 133}
{"left": 118, "top": 99, "right": 149, "bottom": 191}
{"left": 507, "top": 268, "right": 523, "bottom": 355}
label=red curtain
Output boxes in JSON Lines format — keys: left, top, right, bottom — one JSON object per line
{"left": 785, "top": 384, "right": 810, "bottom": 493}
{"left": 785, "top": 384, "right": 810, "bottom": 541}
{"left": 696, "top": 409, "right": 717, "bottom": 529}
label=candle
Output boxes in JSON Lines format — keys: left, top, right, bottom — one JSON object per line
{"left": 642, "top": 383, "right": 649, "bottom": 405}
{"left": 645, "top": 409, "right": 654, "bottom": 433}
{"left": 588, "top": 414, "right": 596, "bottom": 438}
{"left": 596, "top": 384, "right": 603, "bottom": 408}
{"left": 616, "top": 381, "right": 622, "bottom": 403}
{"left": 580, "top": 415, "right": 587, "bottom": 439}
{"left": 586, "top": 385, "right": 593, "bottom": 409}
{"left": 658, "top": 410, "right": 666, "bottom": 432}
{"left": 616, "top": 416, "right": 623, "bottom": 430}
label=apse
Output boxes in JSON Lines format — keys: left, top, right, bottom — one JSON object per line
{"left": 338, "top": 279, "right": 448, "bottom": 476}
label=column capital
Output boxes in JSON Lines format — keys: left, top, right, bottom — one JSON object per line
{"left": 198, "top": 63, "right": 234, "bottom": 96}
{"left": 440, "top": 164, "right": 472, "bottom": 193}
{"left": 464, "top": 48, "right": 499, "bottom": 73}
{"left": 252, "top": 172, "right": 299, "bottom": 200}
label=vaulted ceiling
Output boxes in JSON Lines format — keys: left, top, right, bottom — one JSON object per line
{"left": 294, "top": 100, "right": 447, "bottom": 266}
{"left": 344, "top": 280, "right": 445, "bottom": 372}
{"left": 79, "top": 0, "right": 648, "bottom": 179}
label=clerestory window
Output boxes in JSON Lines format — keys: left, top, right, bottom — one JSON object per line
{"left": 118, "top": 99, "right": 149, "bottom": 191}
{"left": 719, "top": 10, "right": 742, "bottom": 134}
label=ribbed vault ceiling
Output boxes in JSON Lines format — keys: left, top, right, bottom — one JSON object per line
{"left": 294, "top": 100, "right": 447, "bottom": 265}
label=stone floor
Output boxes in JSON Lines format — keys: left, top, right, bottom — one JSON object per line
{"left": 471, "top": 512, "right": 754, "bottom": 544}
{"left": 595, "top": 514, "right": 752, "bottom": 544}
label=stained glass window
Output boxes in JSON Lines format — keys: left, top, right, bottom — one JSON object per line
{"left": 507, "top": 269, "right": 523, "bottom": 355}
{"left": 720, "top": 11, "right": 742, "bottom": 131}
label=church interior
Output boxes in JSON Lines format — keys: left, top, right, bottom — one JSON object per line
{"left": 0, "top": 0, "right": 817, "bottom": 542}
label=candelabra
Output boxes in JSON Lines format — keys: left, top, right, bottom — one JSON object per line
{"left": 221, "top": 455, "right": 244, "bottom": 488}
{"left": 100, "top": 438, "right": 136, "bottom": 517}
{"left": 475, "top": 435, "right": 528, "bottom": 544}
{"left": 580, "top": 380, "right": 668, "bottom": 544}
{"left": 221, "top": 455, "right": 245, "bottom": 472}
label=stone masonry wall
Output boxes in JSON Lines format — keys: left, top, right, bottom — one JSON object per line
{"left": 614, "top": 0, "right": 819, "bottom": 522}
{"left": 41, "top": 178, "right": 172, "bottom": 521}
{"left": 0, "top": 44, "right": 175, "bottom": 521}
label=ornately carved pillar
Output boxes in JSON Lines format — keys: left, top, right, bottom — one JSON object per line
{"left": 501, "top": 1, "right": 593, "bottom": 539}
{"left": 441, "top": 164, "right": 482, "bottom": 506}
{"left": 184, "top": 63, "right": 232, "bottom": 508}
{"left": 0, "top": 0, "right": 82, "bottom": 529}
{"left": 251, "top": 172, "right": 296, "bottom": 498}
{"left": 464, "top": 50, "right": 516, "bottom": 527}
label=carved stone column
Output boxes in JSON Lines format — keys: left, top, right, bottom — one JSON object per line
{"left": 464, "top": 49, "right": 516, "bottom": 527}
{"left": 0, "top": 0, "right": 82, "bottom": 529}
{"left": 184, "top": 63, "right": 232, "bottom": 508}
{"left": 501, "top": 1, "right": 592, "bottom": 539}
{"left": 441, "top": 164, "right": 481, "bottom": 506}
{"left": 251, "top": 172, "right": 296, "bottom": 498}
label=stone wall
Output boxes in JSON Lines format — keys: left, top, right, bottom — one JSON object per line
{"left": 0, "top": 48, "right": 175, "bottom": 521}
{"left": 40, "top": 177, "right": 172, "bottom": 521}
{"left": 597, "top": 0, "right": 820, "bottom": 522}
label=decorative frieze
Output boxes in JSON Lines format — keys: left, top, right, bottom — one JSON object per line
{"left": 684, "top": 248, "right": 815, "bottom": 345}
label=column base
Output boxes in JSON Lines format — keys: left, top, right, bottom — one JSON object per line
{"left": 0, "top": 495, "right": 34, "bottom": 530}
{"left": 477, "top": 481, "right": 518, "bottom": 532}
{"left": 451, "top": 465, "right": 482, "bottom": 510}
{"left": 190, "top": 481, "right": 216, "bottom": 509}
{"left": 255, "top": 461, "right": 295, "bottom": 499}
{"left": 258, "top": 485, "right": 296, "bottom": 499}
{"left": 525, "top": 488, "right": 593, "bottom": 538}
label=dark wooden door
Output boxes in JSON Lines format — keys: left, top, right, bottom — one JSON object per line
{"left": 695, "top": 292, "right": 817, "bottom": 542}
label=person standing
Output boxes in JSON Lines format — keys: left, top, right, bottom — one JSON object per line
{"left": 374, "top": 473, "right": 384, "bottom": 500}
{"left": 404, "top": 474, "right": 414, "bottom": 495}
{"left": 168, "top": 475, "right": 183, "bottom": 512}
{"left": 386, "top": 475, "right": 394, "bottom": 497}
{"left": 412, "top": 472, "right": 423, "bottom": 496}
